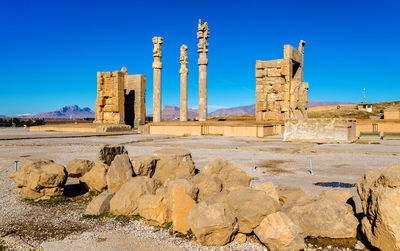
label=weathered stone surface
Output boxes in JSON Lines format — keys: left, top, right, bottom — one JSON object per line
{"left": 202, "top": 158, "right": 250, "bottom": 191}
{"left": 167, "top": 180, "right": 197, "bottom": 234}
{"left": 80, "top": 162, "right": 108, "bottom": 192}
{"left": 234, "top": 233, "right": 247, "bottom": 244}
{"left": 85, "top": 191, "right": 115, "bottom": 215}
{"left": 319, "top": 189, "right": 353, "bottom": 204}
{"left": 106, "top": 154, "right": 134, "bottom": 192}
{"left": 277, "top": 186, "right": 312, "bottom": 207}
{"left": 227, "top": 187, "right": 281, "bottom": 234}
{"left": 96, "top": 144, "right": 127, "bottom": 166}
{"left": 10, "top": 159, "right": 67, "bottom": 200}
{"left": 187, "top": 192, "right": 238, "bottom": 246}
{"left": 152, "top": 149, "right": 195, "bottom": 184}
{"left": 109, "top": 176, "right": 161, "bottom": 216}
{"left": 66, "top": 158, "right": 94, "bottom": 178}
{"left": 254, "top": 212, "right": 304, "bottom": 251}
{"left": 253, "top": 181, "right": 279, "bottom": 203}
{"left": 286, "top": 198, "right": 358, "bottom": 238}
{"left": 137, "top": 192, "right": 169, "bottom": 226}
{"left": 192, "top": 172, "right": 222, "bottom": 201}
{"left": 130, "top": 155, "right": 157, "bottom": 177}
{"left": 357, "top": 165, "right": 400, "bottom": 251}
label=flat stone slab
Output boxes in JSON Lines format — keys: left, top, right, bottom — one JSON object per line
{"left": 152, "top": 148, "right": 191, "bottom": 158}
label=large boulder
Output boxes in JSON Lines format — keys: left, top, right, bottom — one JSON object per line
{"left": 85, "top": 191, "right": 115, "bottom": 215}
{"left": 106, "top": 154, "right": 135, "bottom": 192}
{"left": 167, "top": 179, "right": 197, "bottom": 233}
{"left": 286, "top": 198, "right": 358, "bottom": 238}
{"left": 277, "top": 186, "right": 313, "bottom": 207}
{"left": 66, "top": 159, "right": 94, "bottom": 178}
{"left": 152, "top": 148, "right": 196, "bottom": 184}
{"left": 130, "top": 155, "right": 157, "bottom": 177}
{"left": 97, "top": 144, "right": 127, "bottom": 165}
{"left": 192, "top": 172, "right": 223, "bottom": 201}
{"left": 226, "top": 187, "right": 281, "bottom": 233}
{"left": 80, "top": 162, "right": 108, "bottom": 192}
{"left": 202, "top": 158, "right": 250, "bottom": 191}
{"left": 253, "top": 181, "right": 280, "bottom": 203}
{"left": 109, "top": 176, "right": 161, "bottom": 216}
{"left": 357, "top": 165, "right": 400, "bottom": 251}
{"left": 10, "top": 159, "right": 67, "bottom": 200}
{"left": 255, "top": 212, "right": 304, "bottom": 251}
{"left": 137, "top": 188, "right": 169, "bottom": 226}
{"left": 187, "top": 192, "right": 238, "bottom": 246}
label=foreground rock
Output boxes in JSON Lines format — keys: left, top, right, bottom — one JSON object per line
{"left": 253, "top": 181, "right": 280, "bottom": 203}
{"left": 10, "top": 159, "right": 67, "bottom": 200}
{"left": 85, "top": 191, "right": 115, "bottom": 215}
{"left": 277, "top": 186, "right": 312, "bottom": 207}
{"left": 192, "top": 172, "right": 223, "bottom": 201}
{"left": 152, "top": 148, "right": 195, "bottom": 183}
{"left": 202, "top": 158, "right": 250, "bottom": 191}
{"left": 255, "top": 212, "right": 304, "bottom": 251}
{"left": 130, "top": 155, "right": 157, "bottom": 177}
{"left": 80, "top": 162, "right": 108, "bottom": 192}
{"left": 109, "top": 176, "right": 161, "bottom": 216}
{"left": 106, "top": 154, "right": 135, "bottom": 192}
{"left": 357, "top": 165, "right": 400, "bottom": 251}
{"left": 286, "top": 198, "right": 358, "bottom": 238}
{"left": 66, "top": 158, "right": 94, "bottom": 178}
{"left": 187, "top": 192, "right": 238, "bottom": 246}
{"left": 97, "top": 144, "right": 127, "bottom": 165}
{"left": 137, "top": 190, "right": 169, "bottom": 226}
{"left": 227, "top": 187, "right": 281, "bottom": 233}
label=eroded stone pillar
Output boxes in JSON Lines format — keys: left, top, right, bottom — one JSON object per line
{"left": 197, "top": 19, "right": 209, "bottom": 121}
{"left": 152, "top": 37, "right": 163, "bottom": 123}
{"left": 179, "top": 45, "right": 188, "bottom": 121}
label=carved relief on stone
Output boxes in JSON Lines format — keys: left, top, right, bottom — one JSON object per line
{"left": 179, "top": 45, "right": 188, "bottom": 75}
{"left": 298, "top": 40, "right": 306, "bottom": 54}
{"left": 197, "top": 19, "right": 209, "bottom": 65}
{"left": 152, "top": 37, "right": 163, "bottom": 69}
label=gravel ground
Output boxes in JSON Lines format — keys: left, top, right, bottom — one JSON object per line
{"left": 1, "top": 128, "right": 399, "bottom": 250}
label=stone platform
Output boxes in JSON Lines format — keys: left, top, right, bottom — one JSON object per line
{"left": 141, "top": 121, "right": 284, "bottom": 138}
{"left": 30, "top": 123, "right": 132, "bottom": 133}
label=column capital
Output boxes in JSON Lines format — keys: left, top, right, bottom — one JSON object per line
{"left": 152, "top": 37, "right": 164, "bottom": 69}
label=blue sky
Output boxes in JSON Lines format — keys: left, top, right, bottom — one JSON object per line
{"left": 0, "top": 0, "right": 399, "bottom": 115}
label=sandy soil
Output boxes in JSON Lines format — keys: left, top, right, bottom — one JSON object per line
{"left": 1, "top": 128, "right": 399, "bottom": 250}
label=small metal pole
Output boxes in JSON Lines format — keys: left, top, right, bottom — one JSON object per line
{"left": 309, "top": 157, "right": 314, "bottom": 175}
{"left": 14, "top": 161, "right": 19, "bottom": 171}
{"left": 253, "top": 153, "right": 256, "bottom": 172}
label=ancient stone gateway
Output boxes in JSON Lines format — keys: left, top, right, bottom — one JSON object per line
{"left": 94, "top": 67, "right": 146, "bottom": 127}
{"left": 255, "top": 40, "right": 308, "bottom": 121}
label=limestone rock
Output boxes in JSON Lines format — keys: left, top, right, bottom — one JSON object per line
{"left": 85, "top": 191, "right": 115, "bottom": 215}
{"left": 80, "top": 162, "right": 108, "bottom": 192}
{"left": 106, "top": 154, "right": 135, "bottom": 192}
{"left": 167, "top": 180, "right": 197, "bottom": 234}
{"left": 319, "top": 189, "right": 353, "bottom": 203}
{"left": 130, "top": 155, "right": 157, "bottom": 177}
{"left": 202, "top": 158, "right": 250, "bottom": 191}
{"left": 286, "top": 198, "right": 358, "bottom": 238}
{"left": 66, "top": 158, "right": 95, "bottom": 178}
{"left": 357, "top": 165, "right": 400, "bottom": 251}
{"left": 234, "top": 233, "right": 247, "bottom": 244}
{"left": 187, "top": 193, "right": 238, "bottom": 246}
{"left": 97, "top": 144, "right": 127, "bottom": 166}
{"left": 192, "top": 172, "right": 223, "bottom": 201}
{"left": 137, "top": 192, "right": 169, "bottom": 226}
{"left": 253, "top": 181, "right": 280, "bottom": 203}
{"left": 254, "top": 212, "right": 304, "bottom": 251}
{"left": 152, "top": 148, "right": 195, "bottom": 184}
{"left": 109, "top": 176, "right": 161, "bottom": 216}
{"left": 277, "top": 186, "right": 312, "bottom": 207}
{"left": 10, "top": 159, "right": 67, "bottom": 200}
{"left": 227, "top": 187, "right": 281, "bottom": 234}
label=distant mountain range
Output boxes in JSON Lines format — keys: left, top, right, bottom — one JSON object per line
{"left": 1, "top": 100, "right": 354, "bottom": 120}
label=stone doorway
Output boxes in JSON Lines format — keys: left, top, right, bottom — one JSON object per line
{"left": 124, "top": 90, "right": 135, "bottom": 127}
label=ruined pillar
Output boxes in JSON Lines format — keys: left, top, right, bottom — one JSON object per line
{"left": 152, "top": 37, "right": 163, "bottom": 123}
{"left": 197, "top": 20, "right": 209, "bottom": 121}
{"left": 179, "top": 45, "right": 188, "bottom": 121}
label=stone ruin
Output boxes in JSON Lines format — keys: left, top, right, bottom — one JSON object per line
{"left": 94, "top": 67, "right": 146, "bottom": 127}
{"left": 256, "top": 40, "right": 309, "bottom": 121}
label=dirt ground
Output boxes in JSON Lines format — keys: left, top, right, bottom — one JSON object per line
{"left": 1, "top": 128, "right": 399, "bottom": 250}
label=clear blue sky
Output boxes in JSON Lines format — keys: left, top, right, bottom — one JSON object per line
{"left": 0, "top": 0, "right": 399, "bottom": 115}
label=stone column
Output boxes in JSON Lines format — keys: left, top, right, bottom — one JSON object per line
{"left": 179, "top": 45, "right": 188, "bottom": 121}
{"left": 197, "top": 19, "right": 209, "bottom": 121}
{"left": 152, "top": 37, "right": 163, "bottom": 123}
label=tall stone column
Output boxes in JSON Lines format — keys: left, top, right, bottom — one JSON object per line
{"left": 197, "top": 19, "right": 209, "bottom": 121}
{"left": 152, "top": 37, "right": 163, "bottom": 123}
{"left": 179, "top": 45, "right": 188, "bottom": 121}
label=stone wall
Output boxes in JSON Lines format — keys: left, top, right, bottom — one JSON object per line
{"left": 284, "top": 118, "right": 357, "bottom": 143}
{"left": 256, "top": 41, "right": 308, "bottom": 121}
{"left": 95, "top": 68, "right": 146, "bottom": 126}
